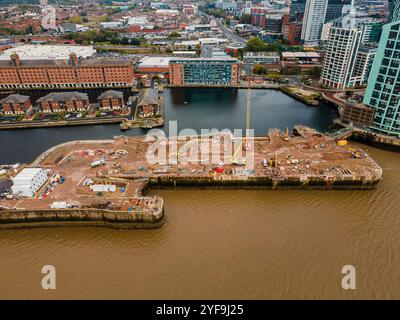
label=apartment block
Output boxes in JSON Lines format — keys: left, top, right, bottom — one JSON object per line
{"left": 0, "top": 94, "right": 32, "bottom": 114}
{"left": 169, "top": 58, "right": 239, "bottom": 86}
{"left": 36, "top": 92, "right": 90, "bottom": 113}
{"left": 97, "top": 90, "right": 124, "bottom": 110}
{"left": 363, "top": 20, "right": 400, "bottom": 137}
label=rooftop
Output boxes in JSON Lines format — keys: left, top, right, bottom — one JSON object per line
{"left": 0, "top": 57, "right": 131, "bottom": 68}
{"left": 0, "top": 44, "right": 96, "bottom": 60}
{"left": 37, "top": 92, "right": 88, "bottom": 103}
{"left": 281, "top": 52, "right": 321, "bottom": 58}
{"left": 98, "top": 90, "right": 124, "bottom": 100}
{"left": 0, "top": 94, "right": 30, "bottom": 104}
{"left": 244, "top": 51, "right": 280, "bottom": 57}
{"left": 170, "top": 57, "right": 239, "bottom": 63}
{"left": 137, "top": 88, "right": 158, "bottom": 107}
{"left": 138, "top": 56, "right": 173, "bottom": 68}
{"left": 12, "top": 168, "right": 44, "bottom": 182}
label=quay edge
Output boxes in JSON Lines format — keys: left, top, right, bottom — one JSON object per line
{"left": 0, "top": 198, "right": 164, "bottom": 230}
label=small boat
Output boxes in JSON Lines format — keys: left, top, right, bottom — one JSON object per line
{"left": 184, "top": 101, "right": 189, "bottom": 104}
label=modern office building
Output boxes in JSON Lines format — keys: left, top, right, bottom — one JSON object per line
{"left": 169, "top": 58, "right": 239, "bottom": 86}
{"left": 363, "top": 20, "right": 400, "bottom": 137}
{"left": 361, "top": 21, "right": 383, "bottom": 44}
{"left": 264, "top": 14, "right": 284, "bottom": 34}
{"left": 301, "top": 0, "right": 329, "bottom": 46}
{"left": 351, "top": 46, "right": 377, "bottom": 85}
{"left": 388, "top": 0, "right": 400, "bottom": 22}
{"left": 320, "top": 22, "right": 362, "bottom": 88}
{"left": 320, "top": 1, "right": 376, "bottom": 89}
{"left": 290, "top": 0, "right": 307, "bottom": 21}
{"left": 325, "top": 0, "right": 351, "bottom": 22}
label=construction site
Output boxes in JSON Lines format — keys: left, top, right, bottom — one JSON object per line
{"left": 0, "top": 81, "right": 384, "bottom": 229}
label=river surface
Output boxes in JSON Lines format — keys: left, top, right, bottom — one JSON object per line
{"left": 0, "top": 88, "right": 337, "bottom": 164}
{"left": 1, "top": 88, "right": 399, "bottom": 299}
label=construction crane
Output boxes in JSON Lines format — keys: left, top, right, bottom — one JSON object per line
{"left": 244, "top": 77, "right": 252, "bottom": 151}
{"left": 231, "top": 78, "right": 252, "bottom": 165}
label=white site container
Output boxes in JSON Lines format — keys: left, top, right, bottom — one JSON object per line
{"left": 50, "top": 201, "right": 68, "bottom": 209}
{"left": 91, "top": 184, "right": 116, "bottom": 192}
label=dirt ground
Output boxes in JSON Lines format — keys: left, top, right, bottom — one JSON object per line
{"left": 0, "top": 126, "right": 382, "bottom": 211}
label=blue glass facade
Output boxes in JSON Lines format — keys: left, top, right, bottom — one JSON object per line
{"left": 171, "top": 58, "right": 238, "bottom": 86}
{"left": 363, "top": 20, "right": 400, "bottom": 137}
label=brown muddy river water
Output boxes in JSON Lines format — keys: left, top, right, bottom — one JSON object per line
{"left": 0, "top": 144, "right": 399, "bottom": 299}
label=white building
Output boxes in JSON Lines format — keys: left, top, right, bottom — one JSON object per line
{"left": 301, "top": 0, "right": 328, "bottom": 46}
{"left": 91, "top": 185, "right": 116, "bottom": 192}
{"left": 320, "top": 25, "right": 362, "bottom": 89}
{"left": 127, "top": 17, "right": 150, "bottom": 26}
{"left": 11, "top": 168, "right": 48, "bottom": 197}
{"left": 100, "top": 21, "right": 124, "bottom": 29}
{"left": 137, "top": 56, "right": 173, "bottom": 72}
{"left": 321, "top": 22, "right": 333, "bottom": 41}
{"left": 320, "top": 1, "right": 375, "bottom": 89}
{"left": 0, "top": 44, "right": 96, "bottom": 61}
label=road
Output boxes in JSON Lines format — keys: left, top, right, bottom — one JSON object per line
{"left": 201, "top": 13, "right": 247, "bottom": 46}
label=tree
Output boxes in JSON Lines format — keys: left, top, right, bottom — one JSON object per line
{"left": 265, "top": 72, "right": 281, "bottom": 82}
{"left": 69, "top": 16, "right": 82, "bottom": 24}
{"left": 244, "top": 37, "right": 268, "bottom": 52}
{"left": 24, "top": 25, "right": 35, "bottom": 35}
{"left": 130, "top": 38, "right": 141, "bottom": 45}
{"left": 168, "top": 31, "right": 181, "bottom": 38}
{"left": 239, "top": 14, "right": 252, "bottom": 24}
{"left": 252, "top": 64, "right": 268, "bottom": 75}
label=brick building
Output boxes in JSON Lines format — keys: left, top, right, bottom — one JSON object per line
{"left": 137, "top": 88, "right": 159, "bottom": 117}
{"left": 36, "top": 92, "right": 90, "bottom": 113}
{"left": 0, "top": 94, "right": 32, "bottom": 114}
{"left": 341, "top": 100, "right": 375, "bottom": 128}
{"left": 0, "top": 53, "right": 134, "bottom": 89}
{"left": 97, "top": 90, "right": 124, "bottom": 110}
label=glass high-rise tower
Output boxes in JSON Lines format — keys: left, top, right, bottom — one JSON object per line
{"left": 363, "top": 20, "right": 400, "bottom": 137}
{"left": 301, "top": 0, "right": 329, "bottom": 46}
{"left": 388, "top": 0, "right": 400, "bottom": 23}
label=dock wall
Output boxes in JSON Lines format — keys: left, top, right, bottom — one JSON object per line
{"left": 149, "top": 175, "right": 379, "bottom": 190}
{"left": 0, "top": 205, "right": 164, "bottom": 230}
{"left": 0, "top": 117, "right": 128, "bottom": 130}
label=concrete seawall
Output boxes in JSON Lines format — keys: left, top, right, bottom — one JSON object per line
{"left": 0, "top": 202, "right": 164, "bottom": 230}
{"left": 149, "top": 175, "right": 380, "bottom": 190}
{"left": 0, "top": 117, "right": 128, "bottom": 130}
{"left": 32, "top": 139, "right": 115, "bottom": 165}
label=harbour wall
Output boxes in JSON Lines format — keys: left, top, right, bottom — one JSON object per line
{"left": 0, "top": 204, "right": 164, "bottom": 230}
{"left": 148, "top": 175, "right": 380, "bottom": 190}
{"left": 0, "top": 117, "right": 128, "bottom": 130}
